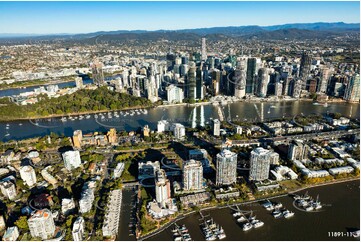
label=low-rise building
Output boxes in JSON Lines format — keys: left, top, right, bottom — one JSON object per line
{"left": 179, "top": 192, "right": 211, "bottom": 208}
{"left": 102, "top": 189, "right": 122, "bottom": 237}
{"left": 214, "top": 187, "right": 240, "bottom": 200}
{"left": 270, "top": 165, "right": 298, "bottom": 181}
{"left": 328, "top": 166, "right": 354, "bottom": 176}
{"left": 301, "top": 168, "right": 330, "bottom": 178}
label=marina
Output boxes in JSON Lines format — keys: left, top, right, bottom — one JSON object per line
{"left": 199, "top": 212, "right": 226, "bottom": 241}
{"left": 147, "top": 180, "right": 360, "bottom": 241}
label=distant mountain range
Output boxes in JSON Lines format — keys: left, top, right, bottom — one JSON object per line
{"left": 0, "top": 22, "right": 359, "bottom": 42}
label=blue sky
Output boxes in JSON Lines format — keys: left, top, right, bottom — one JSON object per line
{"left": 0, "top": 1, "right": 359, "bottom": 34}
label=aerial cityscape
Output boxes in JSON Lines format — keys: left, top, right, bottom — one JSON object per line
{"left": 0, "top": 1, "right": 359, "bottom": 241}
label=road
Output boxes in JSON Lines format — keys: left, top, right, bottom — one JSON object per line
{"left": 230, "top": 129, "right": 360, "bottom": 146}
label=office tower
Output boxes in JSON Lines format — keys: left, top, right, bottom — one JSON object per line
{"left": 196, "top": 67, "right": 204, "bottom": 99}
{"left": 212, "top": 69, "right": 221, "bottom": 96}
{"left": 166, "top": 52, "right": 176, "bottom": 71}
{"left": 72, "top": 217, "right": 85, "bottom": 241}
{"left": 201, "top": 38, "right": 207, "bottom": 61}
{"left": 91, "top": 60, "right": 104, "bottom": 86}
{"left": 27, "top": 209, "right": 55, "bottom": 240}
{"left": 319, "top": 66, "right": 332, "bottom": 93}
{"left": 308, "top": 79, "right": 317, "bottom": 93}
{"left": 175, "top": 57, "right": 182, "bottom": 65}
{"left": 212, "top": 119, "right": 221, "bottom": 136}
{"left": 183, "top": 159, "right": 203, "bottom": 191}
{"left": 180, "top": 64, "right": 189, "bottom": 77}
{"left": 181, "top": 56, "right": 189, "bottom": 65}
{"left": 107, "top": 128, "right": 117, "bottom": 144}
{"left": 288, "top": 140, "right": 309, "bottom": 161}
{"left": 19, "top": 166, "right": 37, "bottom": 187}
{"left": 299, "top": 52, "right": 312, "bottom": 88}
{"left": 256, "top": 68, "right": 270, "bottom": 97}
{"left": 216, "top": 149, "right": 238, "bottom": 185}
{"left": 246, "top": 57, "right": 258, "bottom": 94}
{"left": 344, "top": 73, "right": 360, "bottom": 102}
{"left": 155, "top": 169, "right": 171, "bottom": 208}
{"left": 72, "top": 130, "right": 82, "bottom": 149}
{"left": 0, "top": 180, "right": 17, "bottom": 200}
{"left": 290, "top": 79, "right": 302, "bottom": 98}
{"left": 186, "top": 66, "right": 197, "bottom": 100}
{"left": 62, "top": 150, "right": 82, "bottom": 171}
{"left": 283, "top": 77, "right": 292, "bottom": 96}
{"left": 275, "top": 81, "right": 283, "bottom": 96}
{"left": 249, "top": 147, "right": 273, "bottom": 181}
{"left": 166, "top": 84, "right": 184, "bottom": 103}
{"left": 234, "top": 58, "right": 247, "bottom": 98}
{"left": 75, "top": 77, "right": 84, "bottom": 89}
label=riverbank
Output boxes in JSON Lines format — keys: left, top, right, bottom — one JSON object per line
{"left": 138, "top": 176, "right": 360, "bottom": 240}
{"left": 0, "top": 76, "right": 78, "bottom": 90}
{"left": 0, "top": 104, "right": 155, "bottom": 122}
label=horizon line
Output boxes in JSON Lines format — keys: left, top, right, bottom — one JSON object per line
{"left": 0, "top": 21, "right": 359, "bottom": 36}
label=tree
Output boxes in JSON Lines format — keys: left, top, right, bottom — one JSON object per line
{"left": 15, "top": 216, "right": 29, "bottom": 232}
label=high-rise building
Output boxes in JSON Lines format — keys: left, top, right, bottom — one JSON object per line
{"left": 72, "top": 217, "right": 85, "bottom": 241}
{"left": 155, "top": 169, "right": 171, "bottom": 208}
{"left": 216, "top": 149, "right": 238, "bottom": 185}
{"left": 143, "top": 125, "right": 150, "bottom": 137}
{"left": 2, "top": 226, "right": 19, "bottom": 241}
{"left": 256, "top": 68, "right": 270, "bottom": 97}
{"left": 288, "top": 140, "right": 309, "bottom": 161}
{"left": 290, "top": 79, "right": 302, "bottom": 98}
{"left": 299, "top": 52, "right": 312, "bottom": 88}
{"left": 196, "top": 67, "right": 204, "bottom": 100}
{"left": 246, "top": 57, "right": 261, "bottom": 94}
{"left": 319, "top": 66, "right": 332, "bottom": 93}
{"left": 249, "top": 147, "right": 272, "bottom": 181}
{"left": 211, "top": 69, "right": 221, "bottom": 96}
{"left": 186, "top": 66, "right": 197, "bottom": 100}
{"left": 27, "top": 209, "right": 55, "bottom": 240}
{"left": 91, "top": 60, "right": 104, "bottom": 86}
{"left": 212, "top": 119, "right": 221, "bottom": 136}
{"left": 171, "top": 123, "right": 186, "bottom": 140}
{"left": 234, "top": 58, "right": 247, "bottom": 98}
{"left": 72, "top": 130, "right": 82, "bottom": 149}
{"left": 0, "top": 180, "right": 17, "bottom": 200}
{"left": 157, "top": 120, "right": 170, "bottom": 133}
{"left": 201, "top": 38, "right": 207, "bottom": 61}
{"left": 19, "top": 166, "right": 37, "bottom": 187}
{"left": 183, "top": 159, "right": 203, "bottom": 191}
{"left": 166, "top": 84, "right": 184, "bottom": 103}
{"left": 344, "top": 73, "right": 360, "bottom": 102}
{"left": 62, "top": 151, "right": 82, "bottom": 171}
{"left": 275, "top": 81, "right": 283, "bottom": 96}
{"left": 107, "top": 128, "right": 117, "bottom": 144}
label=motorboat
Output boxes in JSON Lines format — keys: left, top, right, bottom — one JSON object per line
{"left": 251, "top": 219, "right": 264, "bottom": 228}
{"left": 233, "top": 212, "right": 241, "bottom": 217}
{"left": 242, "top": 223, "right": 253, "bottom": 231}
{"left": 237, "top": 216, "right": 247, "bottom": 223}
{"left": 283, "top": 210, "right": 295, "bottom": 218}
